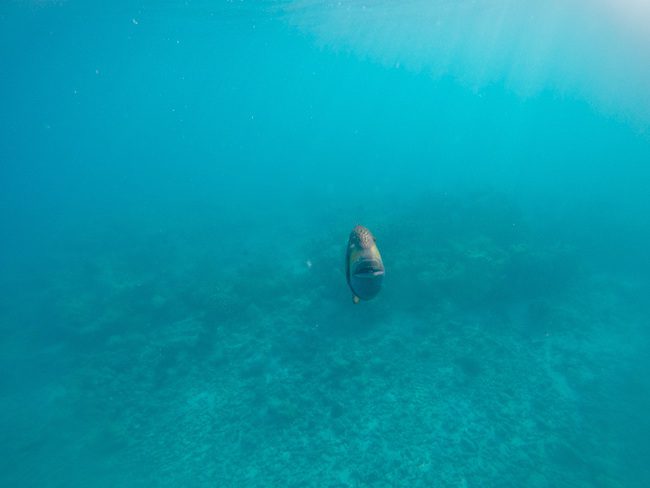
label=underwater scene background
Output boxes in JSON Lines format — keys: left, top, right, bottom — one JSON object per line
{"left": 1, "top": 1, "right": 650, "bottom": 486}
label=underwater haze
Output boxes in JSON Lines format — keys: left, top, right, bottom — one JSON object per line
{"left": 2, "top": 1, "right": 650, "bottom": 486}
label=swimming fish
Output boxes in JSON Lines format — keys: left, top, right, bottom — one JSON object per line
{"left": 345, "top": 225, "right": 385, "bottom": 303}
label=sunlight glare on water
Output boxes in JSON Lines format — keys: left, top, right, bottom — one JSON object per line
{"left": 284, "top": 0, "right": 650, "bottom": 125}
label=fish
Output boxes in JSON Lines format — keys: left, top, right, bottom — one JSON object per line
{"left": 345, "top": 225, "right": 385, "bottom": 303}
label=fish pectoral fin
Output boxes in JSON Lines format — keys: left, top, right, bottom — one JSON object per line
{"left": 352, "top": 295, "right": 360, "bottom": 304}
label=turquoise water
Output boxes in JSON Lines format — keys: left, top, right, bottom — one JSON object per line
{"left": 1, "top": 1, "right": 650, "bottom": 486}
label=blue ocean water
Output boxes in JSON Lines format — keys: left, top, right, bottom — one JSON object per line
{"left": 1, "top": 1, "right": 649, "bottom": 486}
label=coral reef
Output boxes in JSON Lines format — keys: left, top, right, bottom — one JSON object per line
{"left": 0, "top": 193, "right": 648, "bottom": 487}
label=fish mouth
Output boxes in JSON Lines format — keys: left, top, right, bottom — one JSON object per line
{"left": 350, "top": 257, "right": 384, "bottom": 300}
{"left": 353, "top": 259, "right": 385, "bottom": 278}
